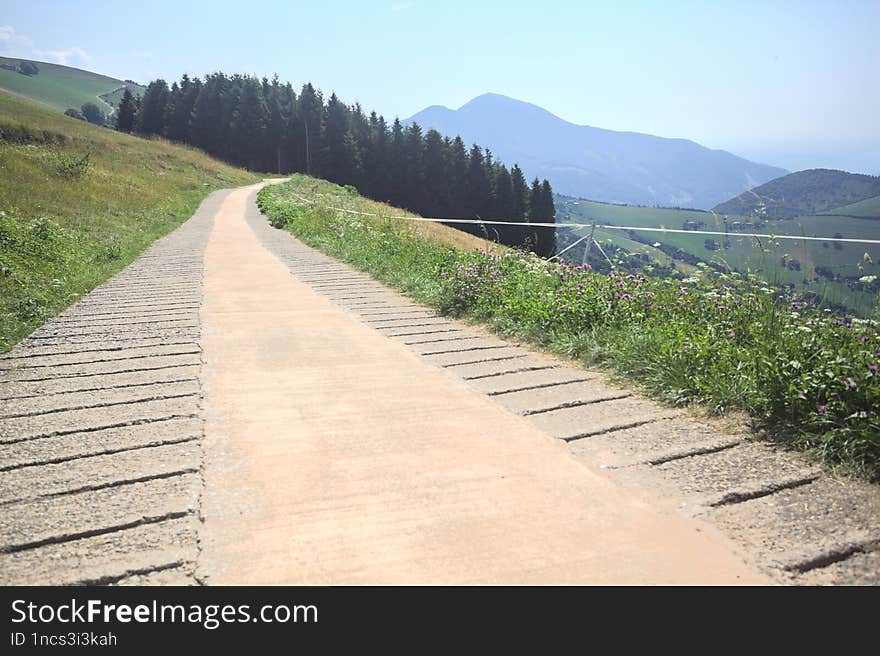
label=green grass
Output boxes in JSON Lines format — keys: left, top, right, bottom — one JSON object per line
{"left": 98, "top": 82, "right": 146, "bottom": 110}
{"left": 258, "top": 175, "right": 880, "bottom": 480}
{"left": 0, "top": 92, "right": 259, "bottom": 351}
{"left": 0, "top": 57, "right": 140, "bottom": 114}
{"left": 823, "top": 195, "right": 880, "bottom": 219}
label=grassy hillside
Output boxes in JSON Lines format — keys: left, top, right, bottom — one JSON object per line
{"left": 0, "top": 92, "right": 258, "bottom": 351}
{"left": 556, "top": 195, "right": 880, "bottom": 316}
{"left": 0, "top": 57, "right": 143, "bottom": 115}
{"left": 713, "top": 169, "right": 880, "bottom": 219}
{"left": 259, "top": 175, "right": 880, "bottom": 479}
{"left": 822, "top": 195, "right": 880, "bottom": 219}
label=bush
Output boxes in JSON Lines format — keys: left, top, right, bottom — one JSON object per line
{"left": 0, "top": 121, "right": 67, "bottom": 146}
{"left": 17, "top": 61, "right": 39, "bottom": 76}
{"left": 81, "top": 102, "right": 105, "bottom": 126}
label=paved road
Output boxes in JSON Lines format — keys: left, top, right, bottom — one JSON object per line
{"left": 1, "top": 182, "right": 877, "bottom": 585}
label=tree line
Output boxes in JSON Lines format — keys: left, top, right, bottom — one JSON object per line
{"left": 115, "top": 73, "right": 556, "bottom": 256}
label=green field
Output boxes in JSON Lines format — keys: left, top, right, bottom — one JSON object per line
{"left": 0, "top": 57, "right": 143, "bottom": 116}
{"left": 822, "top": 195, "right": 880, "bottom": 219}
{"left": 0, "top": 92, "right": 258, "bottom": 351}
{"left": 556, "top": 195, "right": 880, "bottom": 315}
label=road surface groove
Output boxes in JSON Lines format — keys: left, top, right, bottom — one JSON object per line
{"left": 0, "top": 188, "right": 226, "bottom": 585}
{"left": 1, "top": 182, "right": 878, "bottom": 585}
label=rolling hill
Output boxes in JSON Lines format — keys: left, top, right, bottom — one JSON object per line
{"left": 405, "top": 93, "right": 787, "bottom": 210}
{"left": 713, "top": 169, "right": 880, "bottom": 219}
{"left": 0, "top": 92, "right": 257, "bottom": 350}
{"left": 0, "top": 56, "right": 144, "bottom": 117}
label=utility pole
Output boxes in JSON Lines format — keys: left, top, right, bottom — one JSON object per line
{"left": 581, "top": 223, "right": 596, "bottom": 266}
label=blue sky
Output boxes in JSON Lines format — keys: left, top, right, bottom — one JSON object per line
{"left": 2, "top": 0, "right": 878, "bottom": 173}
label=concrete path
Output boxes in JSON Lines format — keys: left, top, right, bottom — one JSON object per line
{"left": 197, "top": 185, "right": 764, "bottom": 584}
{"left": 0, "top": 190, "right": 224, "bottom": 585}
{"left": 2, "top": 182, "right": 877, "bottom": 585}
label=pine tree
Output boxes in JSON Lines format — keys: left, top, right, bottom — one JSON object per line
{"left": 115, "top": 88, "right": 136, "bottom": 133}
{"left": 363, "top": 113, "right": 389, "bottom": 201}
{"left": 423, "top": 129, "right": 448, "bottom": 217}
{"left": 232, "top": 77, "right": 268, "bottom": 170}
{"left": 165, "top": 74, "right": 199, "bottom": 143}
{"left": 135, "top": 79, "right": 169, "bottom": 135}
{"left": 278, "top": 82, "right": 299, "bottom": 173}
{"left": 322, "top": 93, "right": 349, "bottom": 184}
{"left": 447, "top": 137, "right": 469, "bottom": 217}
{"left": 403, "top": 123, "right": 426, "bottom": 212}
{"left": 190, "top": 74, "right": 225, "bottom": 156}
{"left": 465, "top": 145, "right": 491, "bottom": 236}
{"left": 298, "top": 83, "right": 323, "bottom": 176}
{"left": 493, "top": 165, "right": 517, "bottom": 245}
{"left": 535, "top": 179, "right": 557, "bottom": 257}
{"left": 387, "top": 118, "right": 406, "bottom": 206}
{"left": 511, "top": 164, "right": 529, "bottom": 221}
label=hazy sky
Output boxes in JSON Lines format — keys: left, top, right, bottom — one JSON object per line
{"left": 2, "top": 0, "right": 878, "bottom": 174}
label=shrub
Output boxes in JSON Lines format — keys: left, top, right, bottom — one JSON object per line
{"left": 54, "top": 151, "right": 91, "bottom": 179}
{"left": 17, "top": 61, "right": 39, "bottom": 76}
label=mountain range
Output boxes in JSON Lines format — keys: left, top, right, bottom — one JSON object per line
{"left": 405, "top": 93, "right": 787, "bottom": 210}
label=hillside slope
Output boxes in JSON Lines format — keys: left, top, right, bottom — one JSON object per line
{"left": 713, "top": 169, "right": 880, "bottom": 219}
{"left": 0, "top": 57, "right": 144, "bottom": 115}
{"left": 405, "top": 93, "right": 787, "bottom": 209}
{"left": 0, "top": 92, "right": 257, "bottom": 350}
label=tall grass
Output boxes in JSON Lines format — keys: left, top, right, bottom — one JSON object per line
{"left": 258, "top": 175, "right": 880, "bottom": 479}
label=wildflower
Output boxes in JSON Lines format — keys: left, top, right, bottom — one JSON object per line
{"left": 727, "top": 331, "right": 736, "bottom": 338}
{"left": 869, "top": 364, "right": 878, "bottom": 373}
{"left": 818, "top": 405, "right": 827, "bottom": 414}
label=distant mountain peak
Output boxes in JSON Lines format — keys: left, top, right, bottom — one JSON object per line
{"left": 405, "top": 93, "right": 787, "bottom": 209}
